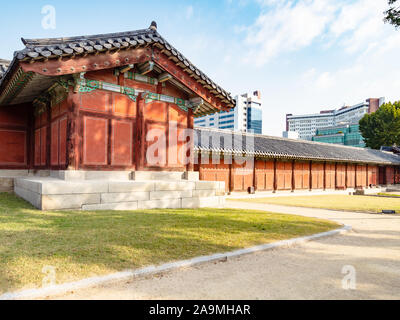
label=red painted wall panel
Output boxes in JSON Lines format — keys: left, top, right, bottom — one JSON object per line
{"left": 81, "top": 90, "right": 110, "bottom": 113}
{"left": 59, "top": 117, "right": 67, "bottom": 166}
{"left": 336, "top": 164, "right": 346, "bottom": 188}
{"left": 145, "top": 101, "right": 167, "bottom": 122}
{"left": 145, "top": 122, "right": 167, "bottom": 168}
{"left": 111, "top": 120, "right": 133, "bottom": 166}
{"left": 386, "top": 167, "right": 395, "bottom": 185}
{"left": 113, "top": 93, "right": 136, "bottom": 117}
{"left": 0, "top": 106, "right": 28, "bottom": 127}
{"left": 254, "top": 160, "right": 274, "bottom": 191}
{"left": 294, "top": 162, "right": 309, "bottom": 190}
{"left": 276, "top": 161, "right": 292, "bottom": 190}
{"left": 346, "top": 164, "right": 355, "bottom": 188}
{"left": 51, "top": 121, "right": 59, "bottom": 166}
{"left": 312, "top": 163, "right": 324, "bottom": 189}
{"left": 83, "top": 117, "right": 108, "bottom": 166}
{"left": 0, "top": 130, "right": 26, "bottom": 165}
{"left": 40, "top": 127, "right": 47, "bottom": 166}
{"left": 325, "top": 163, "right": 335, "bottom": 189}
{"left": 368, "top": 166, "right": 378, "bottom": 186}
{"left": 356, "top": 165, "right": 367, "bottom": 187}
{"left": 169, "top": 105, "right": 187, "bottom": 123}
{"left": 34, "top": 129, "right": 41, "bottom": 166}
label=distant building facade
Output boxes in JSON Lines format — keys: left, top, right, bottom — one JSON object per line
{"left": 284, "top": 98, "right": 384, "bottom": 141}
{"left": 194, "top": 91, "right": 262, "bottom": 134}
{"left": 312, "top": 123, "right": 365, "bottom": 148}
{"left": 282, "top": 131, "right": 299, "bottom": 139}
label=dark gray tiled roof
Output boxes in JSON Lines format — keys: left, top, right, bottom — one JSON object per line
{"left": 194, "top": 128, "right": 400, "bottom": 165}
{"left": 9, "top": 22, "right": 234, "bottom": 107}
{"left": 0, "top": 59, "right": 10, "bottom": 80}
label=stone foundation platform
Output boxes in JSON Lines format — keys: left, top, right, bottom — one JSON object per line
{"left": 13, "top": 171, "right": 226, "bottom": 211}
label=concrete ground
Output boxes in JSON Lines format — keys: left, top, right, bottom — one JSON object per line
{"left": 46, "top": 201, "right": 400, "bottom": 300}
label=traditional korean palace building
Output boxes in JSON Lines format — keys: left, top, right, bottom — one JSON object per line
{"left": 0, "top": 22, "right": 399, "bottom": 210}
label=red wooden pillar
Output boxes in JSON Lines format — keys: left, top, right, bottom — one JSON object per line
{"left": 291, "top": 160, "right": 295, "bottom": 192}
{"left": 27, "top": 104, "right": 35, "bottom": 169}
{"left": 66, "top": 88, "right": 80, "bottom": 170}
{"left": 186, "top": 108, "right": 194, "bottom": 172}
{"left": 135, "top": 94, "right": 146, "bottom": 171}
{"left": 46, "top": 104, "right": 51, "bottom": 169}
{"left": 366, "top": 164, "right": 369, "bottom": 187}
{"left": 229, "top": 163, "right": 233, "bottom": 194}
{"left": 323, "top": 162, "right": 327, "bottom": 191}
{"left": 273, "top": 159, "right": 278, "bottom": 192}
{"left": 345, "top": 163, "right": 348, "bottom": 189}
{"left": 334, "top": 162, "right": 338, "bottom": 190}
{"left": 309, "top": 161, "right": 313, "bottom": 191}
{"left": 253, "top": 158, "right": 257, "bottom": 191}
{"left": 355, "top": 164, "right": 358, "bottom": 188}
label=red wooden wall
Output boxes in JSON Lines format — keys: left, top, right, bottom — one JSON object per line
{"left": 293, "top": 162, "right": 309, "bottom": 190}
{"left": 325, "top": 163, "right": 335, "bottom": 189}
{"left": 77, "top": 69, "right": 190, "bottom": 171}
{"left": 336, "top": 164, "right": 346, "bottom": 189}
{"left": 255, "top": 160, "right": 275, "bottom": 191}
{"left": 0, "top": 104, "right": 29, "bottom": 168}
{"left": 198, "top": 160, "right": 230, "bottom": 192}
{"left": 198, "top": 159, "right": 396, "bottom": 193}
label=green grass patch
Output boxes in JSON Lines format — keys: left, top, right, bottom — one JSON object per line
{"left": 231, "top": 195, "right": 400, "bottom": 213}
{"left": 378, "top": 193, "right": 400, "bottom": 198}
{"left": 0, "top": 193, "right": 338, "bottom": 294}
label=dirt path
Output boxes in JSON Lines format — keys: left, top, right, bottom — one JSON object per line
{"left": 49, "top": 202, "right": 400, "bottom": 300}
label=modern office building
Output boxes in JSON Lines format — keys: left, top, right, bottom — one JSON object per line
{"left": 282, "top": 131, "right": 299, "bottom": 139}
{"left": 194, "top": 91, "right": 263, "bottom": 134}
{"left": 312, "top": 123, "right": 365, "bottom": 148}
{"left": 284, "top": 98, "right": 384, "bottom": 141}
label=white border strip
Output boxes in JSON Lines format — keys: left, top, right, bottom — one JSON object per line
{"left": 0, "top": 225, "right": 351, "bottom": 300}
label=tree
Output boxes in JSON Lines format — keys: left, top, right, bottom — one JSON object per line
{"left": 359, "top": 101, "right": 400, "bottom": 149}
{"left": 384, "top": 0, "right": 400, "bottom": 28}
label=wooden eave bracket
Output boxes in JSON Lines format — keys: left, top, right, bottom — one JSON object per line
{"left": 158, "top": 72, "right": 172, "bottom": 83}
{"left": 138, "top": 61, "right": 154, "bottom": 75}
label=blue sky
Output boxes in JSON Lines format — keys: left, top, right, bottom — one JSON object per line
{"left": 1, "top": 0, "right": 400, "bottom": 136}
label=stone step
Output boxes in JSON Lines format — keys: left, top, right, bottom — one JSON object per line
{"left": 131, "top": 171, "right": 200, "bottom": 181}
{"left": 0, "top": 177, "right": 14, "bottom": 192}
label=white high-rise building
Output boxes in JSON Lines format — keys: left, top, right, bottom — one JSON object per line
{"left": 194, "top": 91, "right": 263, "bottom": 134}
{"left": 284, "top": 98, "right": 385, "bottom": 141}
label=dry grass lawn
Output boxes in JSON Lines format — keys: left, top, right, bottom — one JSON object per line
{"left": 231, "top": 195, "right": 400, "bottom": 213}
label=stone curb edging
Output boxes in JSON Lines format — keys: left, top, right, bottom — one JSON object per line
{"left": 0, "top": 225, "right": 352, "bottom": 300}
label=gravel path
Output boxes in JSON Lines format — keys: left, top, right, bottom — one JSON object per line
{"left": 49, "top": 202, "right": 400, "bottom": 300}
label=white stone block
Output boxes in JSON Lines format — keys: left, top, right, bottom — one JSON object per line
{"left": 150, "top": 190, "right": 192, "bottom": 200}
{"left": 138, "top": 199, "right": 182, "bottom": 210}
{"left": 0, "top": 170, "right": 29, "bottom": 177}
{"left": 195, "top": 181, "right": 219, "bottom": 190}
{"left": 184, "top": 171, "right": 200, "bottom": 181}
{"left": 155, "top": 181, "right": 195, "bottom": 191}
{"left": 28, "top": 170, "right": 50, "bottom": 177}
{"left": 181, "top": 197, "right": 201, "bottom": 209}
{"left": 85, "top": 171, "right": 131, "bottom": 181}
{"left": 219, "top": 196, "right": 226, "bottom": 207}
{"left": 41, "top": 181, "right": 109, "bottom": 195}
{"left": 192, "top": 189, "right": 216, "bottom": 197}
{"left": 82, "top": 202, "right": 138, "bottom": 211}
{"left": 41, "top": 194, "right": 100, "bottom": 210}
{"left": 14, "top": 186, "right": 42, "bottom": 209}
{"left": 14, "top": 178, "right": 42, "bottom": 193}
{"left": 182, "top": 196, "right": 223, "bottom": 209}
{"left": 51, "top": 170, "right": 86, "bottom": 181}
{"left": 108, "top": 181, "right": 155, "bottom": 193}
{"left": 132, "top": 171, "right": 185, "bottom": 181}
{"left": 101, "top": 192, "right": 149, "bottom": 203}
